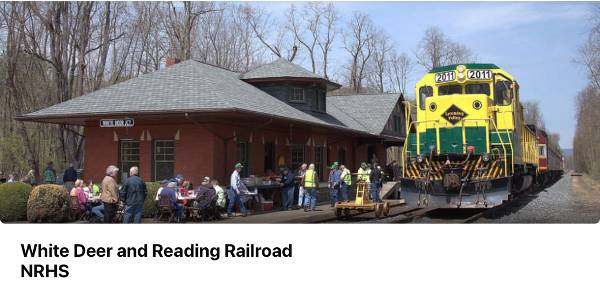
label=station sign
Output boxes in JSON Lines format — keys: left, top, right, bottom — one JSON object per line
{"left": 99, "top": 118, "right": 135, "bottom": 128}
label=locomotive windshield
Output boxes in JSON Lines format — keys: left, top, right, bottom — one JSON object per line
{"left": 438, "top": 84, "right": 462, "bottom": 95}
{"left": 494, "top": 80, "right": 513, "bottom": 106}
{"left": 465, "top": 83, "right": 490, "bottom": 95}
{"left": 419, "top": 86, "right": 433, "bottom": 110}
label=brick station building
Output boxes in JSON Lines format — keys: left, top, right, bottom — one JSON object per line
{"left": 18, "top": 59, "right": 407, "bottom": 185}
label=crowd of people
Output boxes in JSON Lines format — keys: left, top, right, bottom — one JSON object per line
{"left": 286, "top": 160, "right": 386, "bottom": 212}
{"left": 2, "top": 156, "right": 390, "bottom": 222}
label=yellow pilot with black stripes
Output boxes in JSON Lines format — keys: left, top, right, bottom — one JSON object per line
{"left": 400, "top": 63, "right": 538, "bottom": 209}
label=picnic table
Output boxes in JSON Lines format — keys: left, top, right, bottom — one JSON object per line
{"left": 246, "top": 183, "right": 284, "bottom": 210}
{"left": 177, "top": 195, "right": 196, "bottom": 201}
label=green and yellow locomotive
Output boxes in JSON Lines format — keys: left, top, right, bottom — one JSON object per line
{"left": 401, "top": 64, "right": 538, "bottom": 208}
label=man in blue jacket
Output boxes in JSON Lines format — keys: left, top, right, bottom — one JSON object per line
{"left": 120, "top": 166, "right": 147, "bottom": 223}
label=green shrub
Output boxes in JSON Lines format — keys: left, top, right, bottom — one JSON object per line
{"left": 27, "top": 184, "right": 70, "bottom": 223}
{"left": 142, "top": 182, "right": 161, "bottom": 218}
{"left": 0, "top": 182, "right": 33, "bottom": 222}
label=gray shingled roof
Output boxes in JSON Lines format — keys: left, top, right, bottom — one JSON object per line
{"left": 20, "top": 59, "right": 402, "bottom": 137}
{"left": 241, "top": 58, "right": 324, "bottom": 80}
{"left": 327, "top": 93, "right": 402, "bottom": 135}
{"left": 22, "top": 60, "right": 333, "bottom": 126}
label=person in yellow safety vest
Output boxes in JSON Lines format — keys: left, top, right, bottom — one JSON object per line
{"left": 339, "top": 164, "right": 351, "bottom": 202}
{"left": 303, "top": 164, "right": 318, "bottom": 212}
{"left": 357, "top": 162, "right": 371, "bottom": 184}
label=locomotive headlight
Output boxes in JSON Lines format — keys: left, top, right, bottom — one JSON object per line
{"left": 457, "top": 65, "right": 466, "bottom": 73}
{"left": 458, "top": 72, "right": 465, "bottom": 79}
{"left": 416, "top": 154, "right": 424, "bottom": 163}
{"left": 483, "top": 153, "right": 491, "bottom": 163}
{"left": 429, "top": 102, "right": 437, "bottom": 112}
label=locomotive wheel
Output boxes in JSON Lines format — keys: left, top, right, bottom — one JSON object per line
{"left": 383, "top": 202, "right": 390, "bottom": 216}
{"left": 335, "top": 208, "right": 342, "bottom": 218}
{"left": 374, "top": 204, "right": 383, "bottom": 218}
{"left": 343, "top": 208, "right": 351, "bottom": 217}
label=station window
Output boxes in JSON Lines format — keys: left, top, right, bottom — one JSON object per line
{"left": 119, "top": 140, "right": 139, "bottom": 182}
{"left": 418, "top": 86, "right": 433, "bottom": 110}
{"left": 290, "top": 88, "right": 305, "bottom": 103}
{"left": 438, "top": 84, "right": 462, "bottom": 96}
{"left": 494, "top": 80, "right": 513, "bottom": 106}
{"left": 315, "top": 91, "right": 326, "bottom": 112}
{"left": 465, "top": 83, "right": 490, "bottom": 95}
{"left": 153, "top": 140, "right": 175, "bottom": 181}
{"left": 236, "top": 141, "right": 249, "bottom": 177}
{"left": 290, "top": 145, "right": 305, "bottom": 171}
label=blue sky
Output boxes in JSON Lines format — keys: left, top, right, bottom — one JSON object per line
{"left": 258, "top": 1, "right": 594, "bottom": 149}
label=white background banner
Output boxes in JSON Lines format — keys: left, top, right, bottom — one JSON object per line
{"left": 0, "top": 223, "right": 598, "bottom": 283}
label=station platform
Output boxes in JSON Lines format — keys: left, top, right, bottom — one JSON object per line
{"left": 221, "top": 199, "right": 405, "bottom": 223}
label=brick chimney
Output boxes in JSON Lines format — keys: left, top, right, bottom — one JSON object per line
{"left": 166, "top": 57, "right": 181, "bottom": 67}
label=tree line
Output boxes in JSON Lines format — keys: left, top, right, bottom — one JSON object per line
{"left": 575, "top": 6, "right": 600, "bottom": 179}
{"left": 0, "top": 1, "right": 476, "bottom": 180}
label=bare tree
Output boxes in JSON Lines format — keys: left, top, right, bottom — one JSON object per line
{"left": 344, "top": 12, "right": 376, "bottom": 93}
{"left": 387, "top": 51, "right": 414, "bottom": 94}
{"left": 522, "top": 100, "right": 546, "bottom": 130}
{"left": 574, "top": 6, "right": 600, "bottom": 178}
{"left": 367, "top": 29, "right": 393, "bottom": 93}
{"left": 316, "top": 2, "right": 338, "bottom": 79}
{"left": 415, "top": 26, "right": 476, "bottom": 70}
{"left": 244, "top": 4, "right": 297, "bottom": 61}
{"left": 287, "top": 3, "right": 321, "bottom": 73}
{"left": 161, "top": 1, "right": 219, "bottom": 60}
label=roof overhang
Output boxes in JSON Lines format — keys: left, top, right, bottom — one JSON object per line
{"left": 241, "top": 76, "right": 341, "bottom": 91}
{"left": 15, "top": 107, "right": 380, "bottom": 138}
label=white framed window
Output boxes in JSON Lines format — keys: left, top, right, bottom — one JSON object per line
{"left": 289, "top": 88, "right": 305, "bottom": 103}
{"left": 153, "top": 140, "right": 175, "bottom": 181}
{"left": 539, "top": 144, "right": 547, "bottom": 158}
{"left": 119, "top": 140, "right": 139, "bottom": 182}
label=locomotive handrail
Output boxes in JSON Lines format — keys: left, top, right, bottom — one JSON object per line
{"left": 401, "top": 101, "right": 415, "bottom": 178}
{"left": 504, "top": 127, "right": 514, "bottom": 174}
{"left": 401, "top": 119, "right": 440, "bottom": 178}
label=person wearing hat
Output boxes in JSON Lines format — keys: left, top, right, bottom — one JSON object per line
{"left": 328, "top": 162, "right": 342, "bottom": 207}
{"left": 279, "top": 167, "right": 295, "bottom": 210}
{"left": 228, "top": 163, "right": 247, "bottom": 217}
{"left": 369, "top": 163, "right": 383, "bottom": 203}
{"left": 303, "top": 164, "right": 319, "bottom": 211}
{"left": 370, "top": 163, "right": 385, "bottom": 202}
{"left": 357, "top": 162, "right": 371, "bottom": 184}
{"left": 100, "top": 165, "right": 119, "bottom": 223}
{"left": 155, "top": 179, "right": 170, "bottom": 201}
{"left": 339, "top": 164, "right": 351, "bottom": 202}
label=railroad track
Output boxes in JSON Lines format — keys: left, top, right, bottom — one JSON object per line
{"left": 318, "top": 181, "right": 548, "bottom": 224}
{"left": 320, "top": 204, "right": 436, "bottom": 223}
